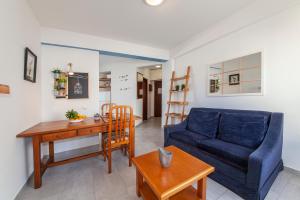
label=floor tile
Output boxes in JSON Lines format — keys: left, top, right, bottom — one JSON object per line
{"left": 16, "top": 118, "right": 300, "bottom": 200}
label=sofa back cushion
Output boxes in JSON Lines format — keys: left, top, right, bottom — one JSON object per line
{"left": 187, "top": 110, "right": 220, "bottom": 138}
{"left": 219, "top": 112, "right": 269, "bottom": 149}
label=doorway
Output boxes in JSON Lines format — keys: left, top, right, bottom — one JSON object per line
{"left": 143, "top": 78, "right": 148, "bottom": 121}
{"left": 154, "top": 80, "right": 162, "bottom": 117}
{"left": 137, "top": 65, "right": 162, "bottom": 122}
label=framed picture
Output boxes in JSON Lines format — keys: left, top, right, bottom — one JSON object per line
{"left": 229, "top": 74, "right": 240, "bottom": 85}
{"left": 137, "top": 72, "right": 143, "bottom": 99}
{"left": 24, "top": 47, "right": 37, "bottom": 83}
{"left": 68, "top": 73, "right": 89, "bottom": 99}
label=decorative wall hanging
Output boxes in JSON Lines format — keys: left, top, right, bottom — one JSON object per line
{"left": 0, "top": 84, "right": 10, "bottom": 94}
{"left": 24, "top": 47, "right": 37, "bottom": 83}
{"left": 52, "top": 68, "right": 68, "bottom": 98}
{"left": 229, "top": 74, "right": 240, "bottom": 85}
{"left": 208, "top": 52, "right": 262, "bottom": 96}
{"left": 68, "top": 73, "right": 89, "bottom": 99}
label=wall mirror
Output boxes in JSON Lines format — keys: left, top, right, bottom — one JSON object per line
{"left": 208, "top": 52, "right": 262, "bottom": 96}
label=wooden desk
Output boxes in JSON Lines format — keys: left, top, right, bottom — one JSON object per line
{"left": 17, "top": 117, "right": 136, "bottom": 189}
{"left": 132, "top": 146, "right": 214, "bottom": 200}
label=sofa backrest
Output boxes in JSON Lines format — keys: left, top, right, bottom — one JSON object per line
{"left": 187, "top": 108, "right": 272, "bottom": 149}
{"left": 187, "top": 109, "right": 220, "bottom": 138}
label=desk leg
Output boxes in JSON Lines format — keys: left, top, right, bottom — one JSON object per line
{"left": 197, "top": 176, "right": 207, "bottom": 200}
{"left": 49, "top": 141, "right": 54, "bottom": 163}
{"left": 32, "top": 136, "right": 42, "bottom": 189}
{"left": 136, "top": 169, "right": 143, "bottom": 197}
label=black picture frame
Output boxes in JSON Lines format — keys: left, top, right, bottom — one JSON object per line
{"left": 24, "top": 47, "right": 37, "bottom": 83}
{"left": 229, "top": 74, "right": 240, "bottom": 85}
{"left": 68, "top": 73, "right": 89, "bottom": 99}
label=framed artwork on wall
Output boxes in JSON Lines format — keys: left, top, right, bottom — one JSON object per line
{"left": 137, "top": 72, "right": 143, "bottom": 99}
{"left": 68, "top": 73, "right": 89, "bottom": 99}
{"left": 229, "top": 74, "right": 240, "bottom": 85}
{"left": 24, "top": 47, "right": 37, "bottom": 83}
{"left": 208, "top": 52, "right": 262, "bottom": 96}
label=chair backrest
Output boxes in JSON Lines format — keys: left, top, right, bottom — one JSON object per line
{"left": 108, "top": 105, "right": 133, "bottom": 144}
{"left": 101, "top": 103, "right": 116, "bottom": 116}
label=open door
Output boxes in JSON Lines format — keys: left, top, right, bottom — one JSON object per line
{"left": 154, "top": 80, "right": 162, "bottom": 117}
{"left": 143, "top": 78, "right": 148, "bottom": 120}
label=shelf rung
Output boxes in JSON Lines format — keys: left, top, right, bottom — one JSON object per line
{"left": 171, "top": 75, "right": 189, "bottom": 81}
{"left": 165, "top": 113, "right": 187, "bottom": 118}
{"left": 170, "top": 88, "right": 189, "bottom": 93}
{"left": 167, "top": 101, "right": 188, "bottom": 105}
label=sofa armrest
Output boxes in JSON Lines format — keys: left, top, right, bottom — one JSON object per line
{"left": 164, "top": 119, "right": 188, "bottom": 146}
{"left": 247, "top": 113, "right": 283, "bottom": 189}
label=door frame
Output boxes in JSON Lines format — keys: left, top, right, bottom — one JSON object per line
{"left": 142, "top": 78, "right": 148, "bottom": 121}
{"left": 154, "top": 80, "right": 162, "bottom": 117}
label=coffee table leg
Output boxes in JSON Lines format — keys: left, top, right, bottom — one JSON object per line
{"left": 136, "top": 169, "right": 143, "bottom": 197}
{"left": 197, "top": 176, "right": 207, "bottom": 200}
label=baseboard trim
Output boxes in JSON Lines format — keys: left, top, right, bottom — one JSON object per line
{"left": 284, "top": 166, "right": 300, "bottom": 176}
{"left": 14, "top": 172, "right": 33, "bottom": 200}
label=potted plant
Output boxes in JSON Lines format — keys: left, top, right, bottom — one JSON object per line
{"left": 65, "top": 109, "right": 87, "bottom": 123}
{"left": 52, "top": 68, "right": 61, "bottom": 79}
{"left": 175, "top": 85, "right": 180, "bottom": 91}
{"left": 58, "top": 77, "right": 67, "bottom": 88}
{"left": 53, "top": 85, "right": 59, "bottom": 96}
{"left": 181, "top": 84, "right": 186, "bottom": 91}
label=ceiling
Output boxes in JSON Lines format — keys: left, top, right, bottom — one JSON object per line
{"left": 28, "top": 0, "right": 254, "bottom": 49}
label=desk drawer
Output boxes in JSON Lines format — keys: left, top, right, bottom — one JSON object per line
{"left": 78, "top": 127, "right": 101, "bottom": 136}
{"left": 42, "top": 130, "right": 77, "bottom": 142}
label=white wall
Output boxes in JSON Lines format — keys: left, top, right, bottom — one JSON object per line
{"left": 41, "top": 45, "right": 100, "bottom": 153}
{"left": 173, "top": 4, "right": 300, "bottom": 171}
{"left": 0, "top": 0, "right": 41, "bottom": 199}
{"left": 100, "top": 60, "right": 162, "bottom": 124}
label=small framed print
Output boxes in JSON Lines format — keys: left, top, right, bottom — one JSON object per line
{"left": 68, "top": 73, "right": 89, "bottom": 99}
{"left": 229, "top": 74, "right": 240, "bottom": 85}
{"left": 24, "top": 47, "right": 37, "bottom": 83}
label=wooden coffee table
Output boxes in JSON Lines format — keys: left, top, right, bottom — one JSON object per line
{"left": 132, "top": 146, "right": 215, "bottom": 200}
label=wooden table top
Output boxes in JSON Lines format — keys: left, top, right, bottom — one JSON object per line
{"left": 17, "top": 117, "right": 106, "bottom": 137}
{"left": 132, "top": 146, "right": 215, "bottom": 200}
{"left": 17, "top": 115, "right": 141, "bottom": 138}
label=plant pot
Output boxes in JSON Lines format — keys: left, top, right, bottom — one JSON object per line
{"left": 53, "top": 90, "right": 59, "bottom": 96}
{"left": 53, "top": 73, "right": 60, "bottom": 79}
{"left": 175, "top": 85, "right": 180, "bottom": 91}
{"left": 58, "top": 91, "right": 64, "bottom": 96}
{"left": 158, "top": 148, "right": 173, "bottom": 168}
{"left": 181, "top": 84, "right": 185, "bottom": 91}
{"left": 59, "top": 82, "right": 65, "bottom": 88}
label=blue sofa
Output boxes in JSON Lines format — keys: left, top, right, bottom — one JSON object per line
{"left": 164, "top": 108, "right": 283, "bottom": 200}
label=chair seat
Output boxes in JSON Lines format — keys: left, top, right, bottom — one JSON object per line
{"left": 103, "top": 132, "right": 129, "bottom": 145}
{"left": 197, "top": 139, "right": 254, "bottom": 169}
{"left": 170, "top": 130, "right": 209, "bottom": 146}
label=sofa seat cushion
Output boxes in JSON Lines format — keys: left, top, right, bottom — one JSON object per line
{"left": 197, "top": 139, "right": 254, "bottom": 169}
{"left": 170, "top": 130, "right": 209, "bottom": 146}
{"left": 219, "top": 112, "right": 269, "bottom": 149}
{"left": 187, "top": 110, "right": 220, "bottom": 138}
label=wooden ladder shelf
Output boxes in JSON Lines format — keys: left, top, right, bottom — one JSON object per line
{"left": 165, "top": 66, "right": 191, "bottom": 126}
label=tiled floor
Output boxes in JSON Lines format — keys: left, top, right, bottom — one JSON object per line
{"left": 16, "top": 118, "right": 300, "bottom": 200}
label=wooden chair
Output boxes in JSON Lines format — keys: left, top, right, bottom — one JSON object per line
{"left": 103, "top": 105, "right": 134, "bottom": 173}
{"left": 101, "top": 103, "right": 116, "bottom": 116}
{"left": 99, "top": 103, "right": 116, "bottom": 152}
